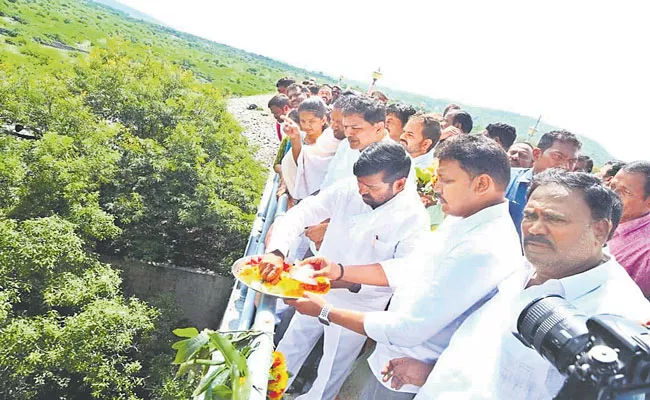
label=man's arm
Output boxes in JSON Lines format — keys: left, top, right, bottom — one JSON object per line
{"left": 329, "top": 307, "right": 366, "bottom": 336}
{"left": 363, "top": 248, "right": 514, "bottom": 348}
{"left": 286, "top": 292, "right": 367, "bottom": 335}
{"left": 307, "top": 230, "right": 428, "bottom": 287}
{"left": 266, "top": 187, "right": 339, "bottom": 257}
{"left": 306, "top": 257, "right": 389, "bottom": 286}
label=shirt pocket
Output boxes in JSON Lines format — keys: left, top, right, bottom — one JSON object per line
{"left": 371, "top": 237, "right": 397, "bottom": 260}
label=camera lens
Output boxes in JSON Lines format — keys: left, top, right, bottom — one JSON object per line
{"left": 517, "top": 295, "right": 591, "bottom": 372}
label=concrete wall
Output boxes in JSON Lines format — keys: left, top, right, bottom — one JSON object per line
{"left": 111, "top": 258, "right": 234, "bottom": 329}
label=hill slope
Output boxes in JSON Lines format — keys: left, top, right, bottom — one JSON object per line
{"left": 0, "top": 0, "right": 611, "bottom": 163}
{"left": 90, "top": 0, "right": 168, "bottom": 25}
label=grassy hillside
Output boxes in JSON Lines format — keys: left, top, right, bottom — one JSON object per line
{"left": 0, "top": 0, "right": 611, "bottom": 164}
{"left": 0, "top": 0, "right": 328, "bottom": 96}
{"left": 90, "top": 0, "right": 168, "bottom": 25}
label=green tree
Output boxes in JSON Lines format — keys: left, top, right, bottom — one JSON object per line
{"left": 1, "top": 35, "right": 262, "bottom": 400}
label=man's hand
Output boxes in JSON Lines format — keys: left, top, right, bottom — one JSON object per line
{"left": 440, "top": 125, "right": 462, "bottom": 141}
{"left": 300, "top": 256, "right": 341, "bottom": 281}
{"left": 281, "top": 115, "right": 301, "bottom": 140}
{"left": 305, "top": 222, "right": 328, "bottom": 246}
{"left": 258, "top": 251, "right": 284, "bottom": 284}
{"left": 381, "top": 357, "right": 435, "bottom": 390}
{"left": 284, "top": 292, "right": 327, "bottom": 317}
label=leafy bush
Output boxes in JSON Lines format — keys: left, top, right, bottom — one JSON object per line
{"left": 0, "top": 216, "right": 157, "bottom": 399}
{"left": 1, "top": 16, "right": 264, "bottom": 400}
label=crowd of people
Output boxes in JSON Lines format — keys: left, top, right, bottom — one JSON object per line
{"left": 257, "top": 76, "right": 650, "bottom": 399}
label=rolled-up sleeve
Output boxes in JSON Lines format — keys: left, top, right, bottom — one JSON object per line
{"left": 364, "top": 245, "right": 510, "bottom": 347}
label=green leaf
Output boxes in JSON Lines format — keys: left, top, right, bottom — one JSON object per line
{"left": 173, "top": 327, "right": 199, "bottom": 338}
{"left": 175, "top": 360, "right": 196, "bottom": 378}
{"left": 192, "top": 364, "right": 227, "bottom": 397}
{"left": 211, "top": 385, "right": 233, "bottom": 400}
{"left": 208, "top": 332, "right": 249, "bottom": 376}
{"left": 230, "top": 330, "right": 262, "bottom": 344}
{"left": 172, "top": 330, "right": 209, "bottom": 364}
{"left": 415, "top": 167, "right": 432, "bottom": 184}
{"left": 230, "top": 363, "right": 251, "bottom": 400}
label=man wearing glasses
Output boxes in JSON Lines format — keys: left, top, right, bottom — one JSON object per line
{"left": 506, "top": 130, "right": 582, "bottom": 238}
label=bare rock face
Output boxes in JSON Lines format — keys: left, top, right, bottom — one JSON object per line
{"left": 227, "top": 94, "right": 279, "bottom": 168}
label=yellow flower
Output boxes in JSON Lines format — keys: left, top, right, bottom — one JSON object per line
{"left": 267, "top": 351, "right": 289, "bottom": 399}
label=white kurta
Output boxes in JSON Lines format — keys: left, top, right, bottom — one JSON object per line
{"left": 363, "top": 201, "right": 523, "bottom": 394}
{"left": 415, "top": 257, "right": 650, "bottom": 400}
{"left": 319, "top": 137, "right": 361, "bottom": 190}
{"left": 307, "top": 133, "right": 397, "bottom": 257}
{"left": 319, "top": 133, "right": 399, "bottom": 190}
{"left": 269, "top": 178, "right": 429, "bottom": 400}
{"left": 293, "top": 127, "right": 342, "bottom": 199}
{"left": 412, "top": 150, "right": 435, "bottom": 170}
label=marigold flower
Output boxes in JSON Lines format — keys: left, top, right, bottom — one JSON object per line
{"left": 267, "top": 351, "right": 289, "bottom": 399}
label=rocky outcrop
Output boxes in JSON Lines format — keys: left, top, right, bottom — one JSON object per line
{"left": 227, "top": 94, "right": 280, "bottom": 168}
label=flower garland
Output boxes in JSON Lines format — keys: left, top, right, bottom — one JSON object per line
{"left": 267, "top": 351, "right": 289, "bottom": 399}
{"left": 415, "top": 159, "right": 439, "bottom": 198}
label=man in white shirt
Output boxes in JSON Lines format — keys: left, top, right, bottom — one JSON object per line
{"left": 260, "top": 141, "right": 430, "bottom": 400}
{"left": 306, "top": 95, "right": 390, "bottom": 251}
{"left": 287, "top": 135, "right": 522, "bottom": 399}
{"left": 319, "top": 95, "right": 388, "bottom": 190}
{"left": 399, "top": 113, "right": 441, "bottom": 170}
{"left": 383, "top": 169, "right": 650, "bottom": 399}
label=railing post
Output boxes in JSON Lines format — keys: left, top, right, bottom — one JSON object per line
{"left": 218, "top": 172, "right": 279, "bottom": 332}
{"left": 246, "top": 293, "right": 277, "bottom": 400}
{"left": 199, "top": 173, "right": 289, "bottom": 399}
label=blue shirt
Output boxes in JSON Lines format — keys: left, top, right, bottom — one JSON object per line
{"left": 505, "top": 168, "right": 533, "bottom": 239}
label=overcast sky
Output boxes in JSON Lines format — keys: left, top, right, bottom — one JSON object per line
{"left": 119, "top": 0, "right": 650, "bottom": 161}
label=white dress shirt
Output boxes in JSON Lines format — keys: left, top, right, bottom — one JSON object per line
{"left": 293, "top": 127, "right": 342, "bottom": 199}
{"left": 320, "top": 133, "right": 398, "bottom": 190}
{"left": 319, "top": 138, "right": 360, "bottom": 190}
{"left": 268, "top": 177, "right": 429, "bottom": 311}
{"left": 363, "top": 201, "right": 523, "bottom": 393}
{"left": 412, "top": 150, "right": 435, "bottom": 170}
{"left": 416, "top": 257, "right": 650, "bottom": 399}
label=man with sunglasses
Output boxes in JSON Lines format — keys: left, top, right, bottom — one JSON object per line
{"left": 506, "top": 130, "right": 582, "bottom": 238}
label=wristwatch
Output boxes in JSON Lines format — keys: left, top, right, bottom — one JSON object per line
{"left": 318, "top": 304, "right": 333, "bottom": 326}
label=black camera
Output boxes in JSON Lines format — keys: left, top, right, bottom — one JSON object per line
{"left": 516, "top": 295, "right": 650, "bottom": 399}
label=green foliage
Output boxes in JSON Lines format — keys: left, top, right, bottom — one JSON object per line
{"left": 1, "top": 1, "right": 266, "bottom": 399}
{"left": 0, "top": 216, "right": 157, "bottom": 399}
{"left": 171, "top": 328, "right": 264, "bottom": 400}
{"left": 1, "top": 0, "right": 610, "bottom": 163}
{"left": 2, "top": 35, "right": 264, "bottom": 272}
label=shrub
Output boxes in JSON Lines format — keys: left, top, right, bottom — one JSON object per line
{"left": 1, "top": 36, "right": 264, "bottom": 400}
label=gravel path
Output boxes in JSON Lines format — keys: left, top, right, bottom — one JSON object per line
{"left": 227, "top": 94, "right": 279, "bottom": 168}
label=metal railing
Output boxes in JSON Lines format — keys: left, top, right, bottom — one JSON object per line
{"left": 198, "top": 170, "right": 287, "bottom": 399}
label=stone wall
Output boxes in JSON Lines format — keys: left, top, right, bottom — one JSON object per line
{"left": 111, "top": 258, "right": 234, "bottom": 329}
